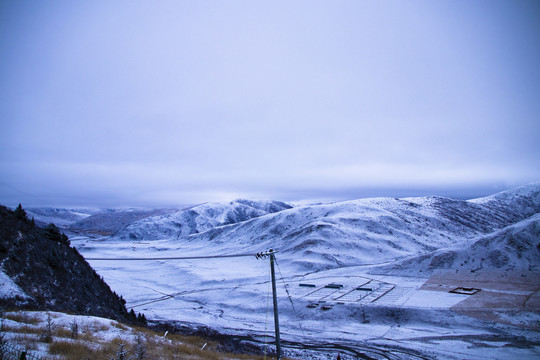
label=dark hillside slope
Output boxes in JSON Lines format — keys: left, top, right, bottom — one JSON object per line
{"left": 0, "top": 205, "right": 134, "bottom": 322}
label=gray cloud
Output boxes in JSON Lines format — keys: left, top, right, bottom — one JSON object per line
{"left": 1, "top": 0, "right": 539, "bottom": 207}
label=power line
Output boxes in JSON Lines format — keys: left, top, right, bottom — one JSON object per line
{"left": 86, "top": 250, "right": 278, "bottom": 261}
{"left": 86, "top": 249, "right": 282, "bottom": 358}
{"left": 275, "top": 256, "right": 307, "bottom": 343}
{"left": 0, "top": 179, "right": 49, "bottom": 206}
{"left": 85, "top": 253, "right": 257, "bottom": 261}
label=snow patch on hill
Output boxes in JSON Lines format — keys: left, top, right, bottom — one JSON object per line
{"left": 0, "top": 269, "right": 28, "bottom": 299}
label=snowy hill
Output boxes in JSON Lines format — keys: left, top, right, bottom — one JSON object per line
{"left": 24, "top": 207, "right": 176, "bottom": 236}
{"left": 114, "top": 199, "right": 292, "bottom": 240}
{"left": 25, "top": 207, "right": 97, "bottom": 227}
{"left": 372, "top": 212, "right": 540, "bottom": 276}
{"left": 134, "top": 183, "right": 539, "bottom": 272}
{"left": 69, "top": 208, "right": 175, "bottom": 235}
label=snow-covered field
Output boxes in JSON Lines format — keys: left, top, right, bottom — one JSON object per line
{"left": 61, "top": 185, "right": 540, "bottom": 359}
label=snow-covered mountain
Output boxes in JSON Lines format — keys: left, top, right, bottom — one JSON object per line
{"left": 69, "top": 208, "right": 175, "bottom": 235}
{"left": 115, "top": 199, "right": 292, "bottom": 240}
{"left": 25, "top": 207, "right": 98, "bottom": 227}
{"left": 373, "top": 212, "right": 540, "bottom": 276}
{"left": 24, "top": 207, "right": 177, "bottom": 235}
{"left": 111, "top": 183, "right": 538, "bottom": 272}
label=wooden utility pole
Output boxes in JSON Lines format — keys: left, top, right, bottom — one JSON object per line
{"left": 269, "top": 251, "right": 281, "bottom": 359}
{"left": 255, "top": 249, "right": 281, "bottom": 359}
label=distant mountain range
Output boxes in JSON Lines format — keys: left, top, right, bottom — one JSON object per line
{"left": 112, "top": 183, "right": 540, "bottom": 273}
{"left": 22, "top": 183, "right": 540, "bottom": 275}
{"left": 26, "top": 207, "right": 175, "bottom": 235}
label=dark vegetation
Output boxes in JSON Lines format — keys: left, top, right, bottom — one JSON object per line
{"left": 0, "top": 204, "right": 145, "bottom": 325}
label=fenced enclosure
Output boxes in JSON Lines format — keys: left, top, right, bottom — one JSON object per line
{"left": 0, "top": 341, "right": 44, "bottom": 360}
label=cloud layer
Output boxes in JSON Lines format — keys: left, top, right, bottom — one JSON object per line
{"left": 1, "top": 1, "right": 539, "bottom": 206}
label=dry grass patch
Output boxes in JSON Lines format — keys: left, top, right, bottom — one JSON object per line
{"left": 54, "top": 327, "right": 73, "bottom": 338}
{"left": 49, "top": 340, "right": 96, "bottom": 360}
{"left": 81, "top": 321, "right": 110, "bottom": 333}
{"left": 5, "top": 312, "right": 41, "bottom": 325}
{"left": 10, "top": 334, "right": 39, "bottom": 351}
{"left": 78, "top": 331, "right": 98, "bottom": 342}
{"left": 2, "top": 324, "right": 41, "bottom": 335}
{"left": 111, "top": 321, "right": 129, "bottom": 331}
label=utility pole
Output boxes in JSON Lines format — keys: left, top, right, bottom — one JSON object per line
{"left": 90, "top": 250, "right": 283, "bottom": 359}
{"left": 256, "top": 249, "right": 281, "bottom": 359}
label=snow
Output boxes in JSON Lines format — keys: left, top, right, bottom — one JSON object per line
{"left": 468, "top": 181, "right": 540, "bottom": 204}
{"left": 23, "top": 185, "right": 540, "bottom": 359}
{"left": 0, "top": 268, "right": 27, "bottom": 299}
{"left": 402, "top": 290, "right": 469, "bottom": 308}
{"left": 24, "top": 207, "right": 97, "bottom": 227}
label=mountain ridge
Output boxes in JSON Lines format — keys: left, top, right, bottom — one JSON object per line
{"left": 162, "top": 184, "right": 540, "bottom": 271}
{"left": 114, "top": 199, "right": 292, "bottom": 241}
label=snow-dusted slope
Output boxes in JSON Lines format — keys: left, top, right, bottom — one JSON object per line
{"left": 0, "top": 269, "right": 28, "bottom": 300}
{"left": 101, "top": 184, "right": 540, "bottom": 272}
{"left": 115, "top": 199, "right": 292, "bottom": 240}
{"left": 372, "top": 213, "right": 540, "bottom": 276}
{"left": 70, "top": 208, "right": 175, "bottom": 235}
{"left": 157, "top": 184, "right": 540, "bottom": 271}
{"left": 25, "top": 207, "right": 97, "bottom": 227}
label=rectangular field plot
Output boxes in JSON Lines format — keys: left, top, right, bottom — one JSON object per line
{"left": 298, "top": 279, "right": 400, "bottom": 304}
{"left": 303, "top": 285, "right": 342, "bottom": 300}
{"left": 374, "top": 286, "right": 416, "bottom": 305}
{"left": 361, "top": 283, "right": 396, "bottom": 303}
{"left": 334, "top": 281, "right": 379, "bottom": 302}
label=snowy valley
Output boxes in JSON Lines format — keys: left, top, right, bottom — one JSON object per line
{"left": 14, "top": 185, "right": 540, "bottom": 359}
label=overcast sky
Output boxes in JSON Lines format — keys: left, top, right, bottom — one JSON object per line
{"left": 1, "top": 0, "right": 539, "bottom": 208}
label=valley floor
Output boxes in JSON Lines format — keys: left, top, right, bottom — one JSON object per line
{"left": 73, "top": 235, "right": 540, "bottom": 360}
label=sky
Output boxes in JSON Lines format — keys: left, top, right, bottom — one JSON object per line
{"left": 1, "top": 0, "right": 539, "bottom": 208}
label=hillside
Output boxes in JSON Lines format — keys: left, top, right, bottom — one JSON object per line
{"left": 114, "top": 199, "right": 292, "bottom": 240}
{"left": 25, "top": 207, "right": 97, "bottom": 227}
{"left": 0, "top": 205, "right": 136, "bottom": 323}
{"left": 25, "top": 207, "right": 177, "bottom": 236}
{"left": 372, "top": 212, "right": 540, "bottom": 276}
{"left": 1, "top": 310, "right": 274, "bottom": 360}
{"left": 133, "top": 183, "right": 539, "bottom": 272}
